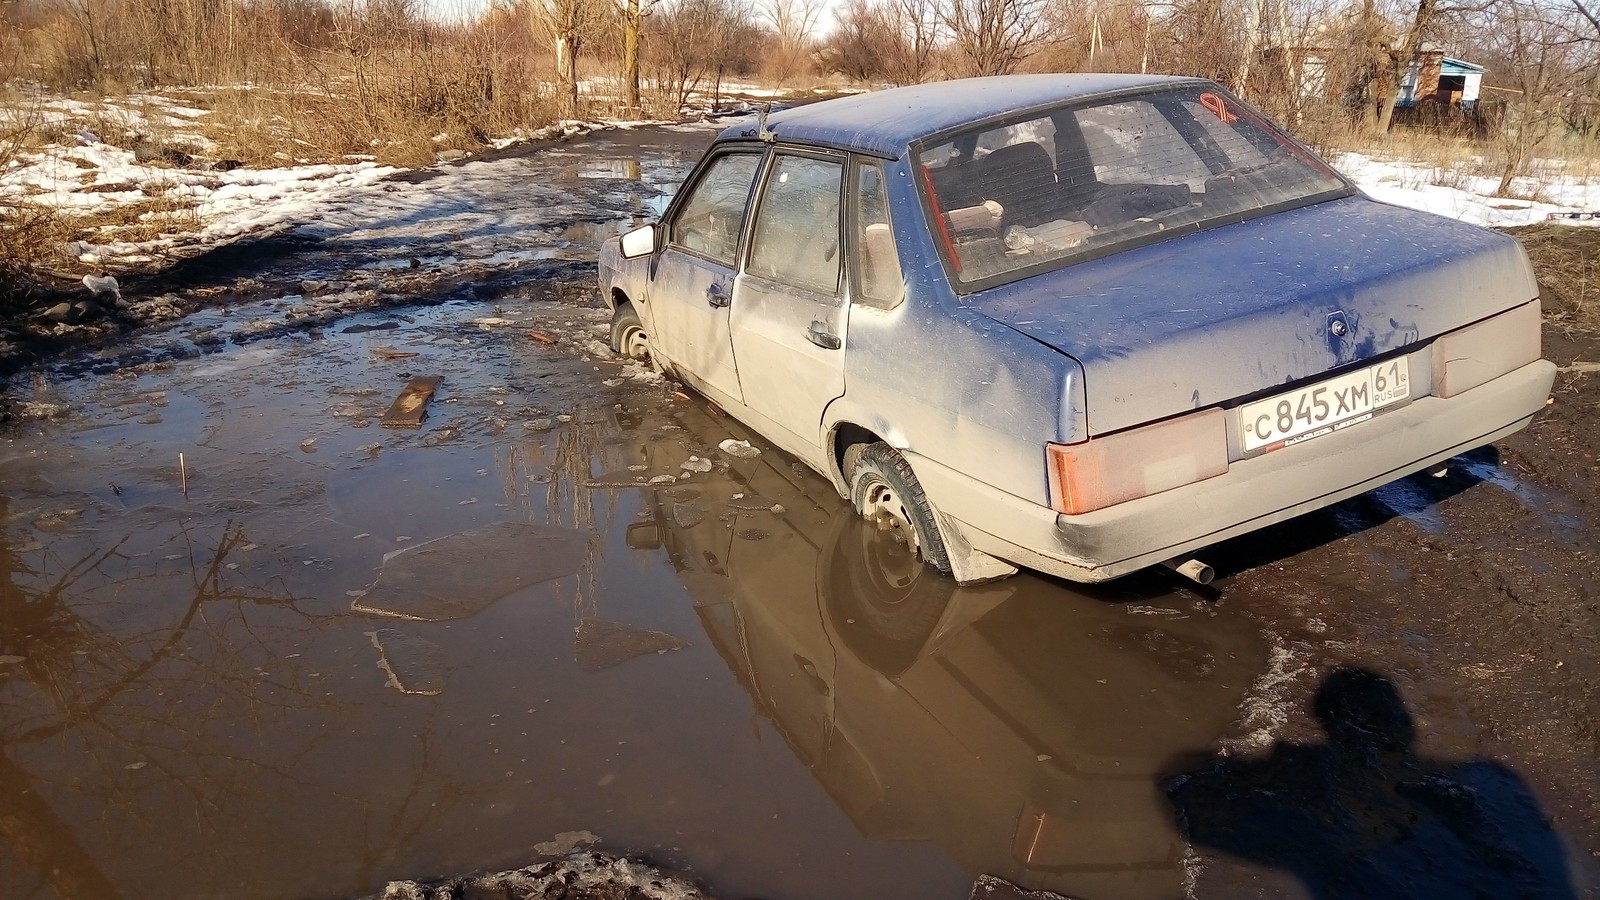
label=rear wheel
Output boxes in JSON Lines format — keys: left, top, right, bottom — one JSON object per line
{"left": 609, "top": 303, "right": 649, "bottom": 361}
{"left": 843, "top": 442, "right": 951, "bottom": 575}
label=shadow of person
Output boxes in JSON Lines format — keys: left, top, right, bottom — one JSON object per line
{"left": 1165, "top": 667, "right": 1576, "bottom": 898}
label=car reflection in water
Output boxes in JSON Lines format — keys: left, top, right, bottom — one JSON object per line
{"left": 619, "top": 398, "right": 1271, "bottom": 899}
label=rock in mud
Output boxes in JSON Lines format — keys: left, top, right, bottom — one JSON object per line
{"left": 352, "top": 522, "right": 588, "bottom": 622}
{"left": 373, "top": 850, "right": 712, "bottom": 900}
{"left": 40, "top": 302, "right": 78, "bottom": 324}
{"left": 574, "top": 619, "right": 689, "bottom": 672}
{"left": 368, "top": 629, "right": 447, "bottom": 696}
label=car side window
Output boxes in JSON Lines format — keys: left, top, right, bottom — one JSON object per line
{"left": 670, "top": 152, "right": 762, "bottom": 265}
{"left": 748, "top": 154, "right": 844, "bottom": 295}
{"left": 850, "top": 163, "right": 904, "bottom": 309}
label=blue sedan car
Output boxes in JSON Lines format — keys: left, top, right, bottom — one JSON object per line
{"left": 598, "top": 74, "right": 1556, "bottom": 585}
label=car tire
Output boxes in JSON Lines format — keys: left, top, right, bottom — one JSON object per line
{"left": 843, "top": 442, "right": 952, "bottom": 575}
{"left": 609, "top": 303, "right": 649, "bottom": 361}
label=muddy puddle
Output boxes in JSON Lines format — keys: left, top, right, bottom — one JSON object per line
{"left": 4, "top": 122, "right": 1592, "bottom": 900}
{"left": 0, "top": 295, "right": 1278, "bottom": 900}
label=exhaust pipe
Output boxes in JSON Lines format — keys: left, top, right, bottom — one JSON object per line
{"left": 1163, "top": 557, "right": 1215, "bottom": 586}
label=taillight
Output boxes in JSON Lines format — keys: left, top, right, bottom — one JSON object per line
{"left": 1433, "top": 300, "right": 1541, "bottom": 399}
{"left": 1047, "top": 408, "right": 1228, "bottom": 515}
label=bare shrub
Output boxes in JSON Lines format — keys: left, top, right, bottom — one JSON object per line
{"left": 941, "top": 0, "right": 1049, "bottom": 76}
{"left": 760, "top": 0, "right": 825, "bottom": 83}
{"left": 646, "top": 0, "right": 761, "bottom": 113}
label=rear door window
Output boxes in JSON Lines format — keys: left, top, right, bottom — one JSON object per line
{"left": 748, "top": 154, "right": 845, "bottom": 294}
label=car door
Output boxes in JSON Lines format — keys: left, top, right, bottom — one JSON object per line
{"left": 652, "top": 148, "right": 764, "bottom": 405}
{"left": 728, "top": 150, "right": 850, "bottom": 459}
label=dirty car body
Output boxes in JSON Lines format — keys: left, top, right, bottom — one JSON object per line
{"left": 598, "top": 74, "right": 1556, "bottom": 585}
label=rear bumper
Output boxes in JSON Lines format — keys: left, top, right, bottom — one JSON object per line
{"left": 909, "top": 359, "right": 1557, "bottom": 583}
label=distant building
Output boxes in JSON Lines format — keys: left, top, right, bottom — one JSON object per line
{"left": 1398, "top": 52, "right": 1486, "bottom": 110}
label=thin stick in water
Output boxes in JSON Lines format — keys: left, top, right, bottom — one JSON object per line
{"left": 179, "top": 452, "right": 188, "bottom": 495}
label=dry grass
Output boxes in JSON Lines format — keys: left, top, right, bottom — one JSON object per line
{"left": 1511, "top": 225, "right": 1600, "bottom": 327}
{"left": 197, "top": 48, "right": 566, "bottom": 168}
{"left": 1300, "top": 108, "right": 1600, "bottom": 204}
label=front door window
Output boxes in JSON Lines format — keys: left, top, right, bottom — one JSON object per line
{"left": 670, "top": 152, "right": 762, "bottom": 264}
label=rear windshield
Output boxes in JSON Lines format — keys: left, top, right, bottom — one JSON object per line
{"left": 915, "top": 85, "right": 1352, "bottom": 290}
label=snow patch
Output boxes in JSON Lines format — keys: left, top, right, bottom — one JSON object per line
{"left": 1335, "top": 151, "right": 1600, "bottom": 227}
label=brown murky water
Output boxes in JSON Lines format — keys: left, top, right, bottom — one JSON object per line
{"left": 0, "top": 297, "right": 1272, "bottom": 900}
{"left": 6, "top": 123, "right": 1594, "bottom": 900}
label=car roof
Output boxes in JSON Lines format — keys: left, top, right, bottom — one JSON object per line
{"left": 715, "top": 74, "right": 1208, "bottom": 158}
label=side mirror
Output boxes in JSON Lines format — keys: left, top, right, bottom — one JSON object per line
{"left": 620, "top": 224, "right": 657, "bottom": 260}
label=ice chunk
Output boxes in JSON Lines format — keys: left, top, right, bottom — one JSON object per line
{"left": 353, "top": 522, "right": 587, "bottom": 621}
{"left": 368, "top": 629, "right": 446, "bottom": 696}
{"left": 574, "top": 619, "right": 689, "bottom": 672}
{"left": 718, "top": 438, "right": 760, "bottom": 459}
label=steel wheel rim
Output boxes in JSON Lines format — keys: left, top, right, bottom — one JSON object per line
{"left": 861, "top": 478, "right": 922, "bottom": 562}
{"left": 620, "top": 325, "right": 648, "bottom": 360}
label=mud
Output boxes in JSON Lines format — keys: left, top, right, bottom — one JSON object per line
{"left": 0, "top": 124, "right": 1597, "bottom": 900}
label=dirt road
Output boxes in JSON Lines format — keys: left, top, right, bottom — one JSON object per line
{"left": 0, "top": 126, "right": 1595, "bottom": 900}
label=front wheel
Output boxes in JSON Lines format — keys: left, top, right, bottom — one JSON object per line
{"left": 609, "top": 303, "right": 650, "bottom": 361}
{"left": 843, "top": 442, "right": 952, "bottom": 575}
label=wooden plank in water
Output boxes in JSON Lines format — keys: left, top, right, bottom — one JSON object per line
{"left": 381, "top": 375, "right": 443, "bottom": 428}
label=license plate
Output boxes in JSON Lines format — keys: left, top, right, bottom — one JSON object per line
{"left": 1240, "top": 359, "right": 1410, "bottom": 452}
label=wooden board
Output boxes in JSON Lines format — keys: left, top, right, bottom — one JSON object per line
{"left": 380, "top": 375, "right": 443, "bottom": 428}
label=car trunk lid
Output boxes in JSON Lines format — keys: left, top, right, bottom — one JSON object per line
{"left": 964, "top": 196, "right": 1538, "bottom": 435}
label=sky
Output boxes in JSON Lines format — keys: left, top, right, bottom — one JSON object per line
{"left": 417, "top": 0, "right": 845, "bottom": 34}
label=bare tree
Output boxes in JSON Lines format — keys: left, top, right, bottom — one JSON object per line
{"left": 887, "top": 0, "right": 943, "bottom": 82}
{"left": 1374, "top": 0, "right": 1441, "bottom": 131}
{"left": 1038, "top": 0, "right": 1162, "bottom": 76}
{"left": 649, "top": 0, "right": 756, "bottom": 110}
{"left": 529, "top": 0, "right": 609, "bottom": 113}
{"left": 819, "top": 0, "right": 893, "bottom": 80}
{"left": 762, "top": 0, "right": 826, "bottom": 82}
{"left": 942, "top": 0, "right": 1049, "bottom": 76}
{"left": 1464, "top": 0, "right": 1595, "bottom": 194}
{"left": 1164, "top": 0, "right": 1247, "bottom": 84}
{"left": 619, "top": 0, "right": 665, "bottom": 110}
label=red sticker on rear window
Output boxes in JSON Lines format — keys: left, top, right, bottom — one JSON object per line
{"left": 1199, "top": 92, "right": 1239, "bottom": 124}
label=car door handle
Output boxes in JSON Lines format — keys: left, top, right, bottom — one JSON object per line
{"left": 705, "top": 284, "right": 729, "bottom": 308}
{"left": 806, "top": 321, "right": 841, "bottom": 350}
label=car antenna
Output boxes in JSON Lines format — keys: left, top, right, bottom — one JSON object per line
{"left": 757, "top": 104, "right": 776, "bottom": 143}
